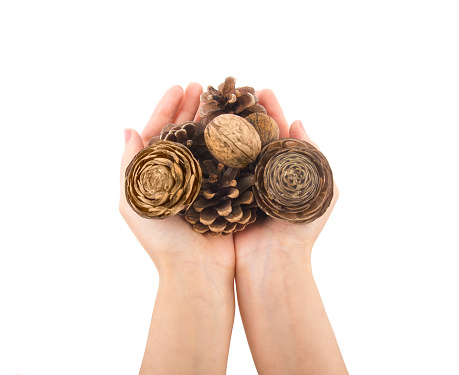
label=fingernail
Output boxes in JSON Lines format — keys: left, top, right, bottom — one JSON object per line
{"left": 124, "top": 129, "right": 131, "bottom": 143}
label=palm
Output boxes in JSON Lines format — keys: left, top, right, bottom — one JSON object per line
{"left": 123, "top": 209, "right": 235, "bottom": 269}
{"left": 233, "top": 202, "right": 337, "bottom": 264}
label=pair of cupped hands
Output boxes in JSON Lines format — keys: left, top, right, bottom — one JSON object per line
{"left": 119, "top": 83, "right": 339, "bottom": 279}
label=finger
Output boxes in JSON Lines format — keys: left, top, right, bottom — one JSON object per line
{"left": 194, "top": 101, "right": 205, "bottom": 122}
{"left": 174, "top": 82, "right": 203, "bottom": 124}
{"left": 140, "top": 86, "right": 184, "bottom": 146}
{"left": 257, "top": 89, "right": 289, "bottom": 139}
{"left": 120, "top": 128, "right": 144, "bottom": 205}
{"left": 289, "top": 120, "right": 321, "bottom": 150}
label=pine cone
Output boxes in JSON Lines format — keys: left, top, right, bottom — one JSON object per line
{"left": 253, "top": 138, "right": 333, "bottom": 223}
{"left": 125, "top": 141, "right": 202, "bottom": 219}
{"left": 200, "top": 77, "right": 267, "bottom": 125}
{"left": 148, "top": 121, "right": 209, "bottom": 159}
{"left": 184, "top": 159, "right": 258, "bottom": 236}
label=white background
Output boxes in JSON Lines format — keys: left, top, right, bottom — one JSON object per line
{"left": 1, "top": 0, "right": 458, "bottom": 374}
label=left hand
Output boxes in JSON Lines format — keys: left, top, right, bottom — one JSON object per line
{"left": 233, "top": 89, "right": 339, "bottom": 273}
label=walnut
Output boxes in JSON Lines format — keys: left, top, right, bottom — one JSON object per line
{"left": 245, "top": 113, "right": 279, "bottom": 149}
{"left": 204, "top": 114, "right": 261, "bottom": 169}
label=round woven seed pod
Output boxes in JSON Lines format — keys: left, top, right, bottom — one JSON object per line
{"left": 125, "top": 141, "right": 202, "bottom": 219}
{"left": 253, "top": 138, "right": 333, "bottom": 223}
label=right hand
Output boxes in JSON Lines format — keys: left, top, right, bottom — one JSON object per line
{"left": 119, "top": 84, "right": 235, "bottom": 279}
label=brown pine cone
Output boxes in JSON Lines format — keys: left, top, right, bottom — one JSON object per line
{"left": 125, "top": 141, "right": 202, "bottom": 219}
{"left": 200, "top": 77, "right": 267, "bottom": 125}
{"left": 253, "top": 138, "right": 333, "bottom": 223}
{"left": 148, "top": 121, "right": 209, "bottom": 159}
{"left": 184, "top": 158, "right": 258, "bottom": 236}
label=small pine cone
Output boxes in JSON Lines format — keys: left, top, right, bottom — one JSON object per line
{"left": 200, "top": 77, "right": 266, "bottom": 125}
{"left": 184, "top": 159, "right": 258, "bottom": 236}
{"left": 148, "top": 121, "right": 209, "bottom": 159}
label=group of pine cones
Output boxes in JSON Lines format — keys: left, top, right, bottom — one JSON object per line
{"left": 125, "top": 77, "right": 334, "bottom": 236}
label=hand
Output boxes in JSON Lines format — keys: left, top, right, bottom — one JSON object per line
{"left": 233, "top": 90, "right": 347, "bottom": 375}
{"left": 120, "top": 84, "right": 236, "bottom": 375}
{"left": 234, "top": 89, "right": 339, "bottom": 267}
{"left": 119, "top": 83, "right": 235, "bottom": 278}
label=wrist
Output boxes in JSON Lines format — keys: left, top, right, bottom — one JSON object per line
{"left": 151, "top": 245, "right": 235, "bottom": 282}
{"left": 236, "top": 239, "right": 312, "bottom": 274}
{"left": 159, "top": 258, "right": 234, "bottom": 302}
{"left": 236, "top": 244, "right": 313, "bottom": 297}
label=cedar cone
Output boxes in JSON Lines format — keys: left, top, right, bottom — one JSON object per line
{"left": 200, "top": 77, "right": 267, "bottom": 125}
{"left": 148, "top": 121, "right": 209, "bottom": 159}
{"left": 253, "top": 138, "right": 333, "bottom": 223}
{"left": 184, "top": 159, "right": 258, "bottom": 236}
{"left": 125, "top": 141, "right": 202, "bottom": 219}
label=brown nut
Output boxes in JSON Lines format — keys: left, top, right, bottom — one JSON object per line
{"left": 204, "top": 114, "right": 261, "bottom": 169}
{"left": 245, "top": 113, "right": 279, "bottom": 149}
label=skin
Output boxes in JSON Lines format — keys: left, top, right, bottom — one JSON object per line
{"left": 119, "top": 83, "right": 347, "bottom": 374}
{"left": 234, "top": 90, "right": 347, "bottom": 375}
{"left": 120, "top": 84, "right": 235, "bottom": 375}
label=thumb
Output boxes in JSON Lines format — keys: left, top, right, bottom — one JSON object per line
{"left": 289, "top": 120, "right": 320, "bottom": 150}
{"left": 120, "top": 128, "right": 144, "bottom": 201}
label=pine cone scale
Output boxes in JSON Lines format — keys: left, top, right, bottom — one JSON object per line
{"left": 238, "top": 210, "right": 252, "bottom": 225}
{"left": 225, "top": 205, "right": 243, "bottom": 222}
{"left": 223, "top": 222, "right": 238, "bottom": 233}
{"left": 236, "top": 175, "right": 256, "bottom": 193}
{"left": 234, "top": 94, "right": 256, "bottom": 113}
{"left": 193, "top": 197, "right": 218, "bottom": 212}
{"left": 216, "top": 200, "right": 232, "bottom": 216}
{"left": 209, "top": 217, "right": 227, "bottom": 232}
{"left": 218, "top": 77, "right": 236, "bottom": 96}
{"left": 200, "top": 208, "right": 220, "bottom": 225}
{"left": 184, "top": 207, "right": 200, "bottom": 223}
{"left": 193, "top": 222, "right": 208, "bottom": 233}
{"left": 233, "top": 190, "right": 254, "bottom": 206}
